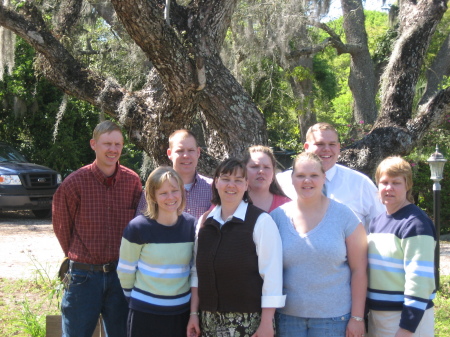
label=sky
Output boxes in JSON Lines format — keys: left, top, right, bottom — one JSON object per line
{"left": 325, "top": 0, "right": 392, "bottom": 21}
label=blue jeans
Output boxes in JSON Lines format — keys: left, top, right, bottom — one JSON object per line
{"left": 61, "top": 267, "right": 128, "bottom": 337}
{"left": 275, "top": 312, "right": 350, "bottom": 337}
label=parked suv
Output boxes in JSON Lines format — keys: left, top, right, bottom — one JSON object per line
{"left": 0, "top": 142, "right": 62, "bottom": 218}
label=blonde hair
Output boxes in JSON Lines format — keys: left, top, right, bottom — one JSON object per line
{"left": 145, "top": 166, "right": 186, "bottom": 219}
{"left": 92, "top": 120, "right": 122, "bottom": 140}
{"left": 375, "top": 156, "right": 414, "bottom": 203}
{"left": 292, "top": 152, "right": 325, "bottom": 174}
{"left": 305, "top": 122, "right": 339, "bottom": 142}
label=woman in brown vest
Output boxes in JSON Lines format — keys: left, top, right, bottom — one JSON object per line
{"left": 187, "top": 158, "right": 285, "bottom": 337}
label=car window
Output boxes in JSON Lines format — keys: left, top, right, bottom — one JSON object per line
{"left": 0, "top": 144, "right": 28, "bottom": 163}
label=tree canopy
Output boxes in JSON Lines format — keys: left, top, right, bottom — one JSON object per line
{"left": 0, "top": 0, "right": 449, "bottom": 176}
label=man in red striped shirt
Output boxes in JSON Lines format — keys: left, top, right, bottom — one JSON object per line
{"left": 53, "top": 120, "right": 142, "bottom": 337}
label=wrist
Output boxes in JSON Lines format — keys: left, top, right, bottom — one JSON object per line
{"left": 351, "top": 315, "right": 364, "bottom": 322}
{"left": 190, "top": 312, "right": 199, "bottom": 316}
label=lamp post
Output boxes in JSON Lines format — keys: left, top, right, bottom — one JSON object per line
{"left": 427, "top": 145, "right": 447, "bottom": 290}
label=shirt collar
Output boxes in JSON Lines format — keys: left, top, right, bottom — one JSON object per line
{"left": 91, "top": 161, "right": 120, "bottom": 186}
{"left": 325, "top": 164, "right": 337, "bottom": 182}
{"left": 208, "top": 200, "right": 248, "bottom": 225}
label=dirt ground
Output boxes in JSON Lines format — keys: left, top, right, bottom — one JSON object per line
{"left": 0, "top": 210, "right": 449, "bottom": 279}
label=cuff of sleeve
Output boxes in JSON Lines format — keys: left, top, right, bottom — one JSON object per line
{"left": 190, "top": 276, "right": 198, "bottom": 287}
{"left": 261, "top": 295, "right": 286, "bottom": 308}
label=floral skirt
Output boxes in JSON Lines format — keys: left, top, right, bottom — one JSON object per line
{"left": 200, "top": 311, "right": 264, "bottom": 337}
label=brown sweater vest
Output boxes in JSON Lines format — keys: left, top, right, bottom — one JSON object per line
{"left": 196, "top": 203, "right": 264, "bottom": 313}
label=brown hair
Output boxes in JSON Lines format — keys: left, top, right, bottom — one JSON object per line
{"left": 145, "top": 166, "right": 186, "bottom": 219}
{"left": 292, "top": 152, "right": 325, "bottom": 174}
{"left": 243, "top": 145, "right": 287, "bottom": 197}
{"left": 375, "top": 156, "right": 414, "bottom": 203}
{"left": 92, "top": 120, "right": 122, "bottom": 140}
{"left": 305, "top": 122, "right": 339, "bottom": 143}
{"left": 211, "top": 158, "right": 251, "bottom": 205}
{"left": 168, "top": 129, "right": 198, "bottom": 149}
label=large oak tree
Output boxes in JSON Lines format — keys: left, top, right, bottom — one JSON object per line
{"left": 0, "top": 0, "right": 449, "bottom": 175}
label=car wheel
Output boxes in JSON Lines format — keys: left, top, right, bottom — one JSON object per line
{"left": 32, "top": 209, "right": 51, "bottom": 218}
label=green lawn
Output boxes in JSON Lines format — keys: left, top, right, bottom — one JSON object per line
{"left": 1, "top": 275, "right": 449, "bottom": 336}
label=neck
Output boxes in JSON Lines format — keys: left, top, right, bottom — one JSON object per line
{"left": 297, "top": 194, "right": 327, "bottom": 211}
{"left": 248, "top": 189, "right": 273, "bottom": 212}
{"left": 179, "top": 171, "right": 196, "bottom": 185}
{"left": 96, "top": 161, "right": 116, "bottom": 177}
{"left": 156, "top": 211, "right": 179, "bottom": 226}
{"left": 220, "top": 202, "right": 241, "bottom": 221}
{"left": 386, "top": 200, "right": 411, "bottom": 215}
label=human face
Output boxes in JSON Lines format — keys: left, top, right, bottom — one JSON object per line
{"left": 90, "top": 130, "right": 123, "bottom": 176}
{"left": 246, "top": 152, "right": 274, "bottom": 193}
{"left": 304, "top": 130, "right": 340, "bottom": 172}
{"left": 167, "top": 135, "right": 200, "bottom": 181}
{"left": 215, "top": 169, "right": 248, "bottom": 206}
{"left": 292, "top": 160, "right": 325, "bottom": 199}
{"left": 155, "top": 178, "right": 182, "bottom": 216}
{"left": 378, "top": 173, "right": 409, "bottom": 214}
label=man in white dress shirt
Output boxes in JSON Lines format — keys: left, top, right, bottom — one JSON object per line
{"left": 276, "top": 122, "right": 384, "bottom": 231}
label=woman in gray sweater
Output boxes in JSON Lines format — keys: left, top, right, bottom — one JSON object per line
{"left": 270, "top": 152, "right": 367, "bottom": 337}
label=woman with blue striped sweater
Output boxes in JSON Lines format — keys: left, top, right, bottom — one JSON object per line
{"left": 117, "top": 166, "right": 196, "bottom": 337}
{"left": 367, "top": 157, "right": 436, "bottom": 337}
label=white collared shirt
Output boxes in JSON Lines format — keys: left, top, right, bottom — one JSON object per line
{"left": 191, "top": 200, "right": 286, "bottom": 308}
{"left": 276, "top": 164, "right": 384, "bottom": 231}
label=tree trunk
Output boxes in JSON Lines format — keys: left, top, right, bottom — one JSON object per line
{"left": 341, "top": 0, "right": 378, "bottom": 125}
{"left": 0, "top": 0, "right": 449, "bottom": 177}
{"left": 419, "top": 32, "right": 450, "bottom": 105}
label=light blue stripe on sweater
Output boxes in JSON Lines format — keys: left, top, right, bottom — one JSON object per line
{"left": 132, "top": 289, "right": 191, "bottom": 307}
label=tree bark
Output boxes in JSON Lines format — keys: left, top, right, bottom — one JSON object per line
{"left": 0, "top": 0, "right": 449, "bottom": 177}
{"left": 419, "top": 32, "right": 450, "bottom": 105}
{"left": 340, "top": 0, "right": 378, "bottom": 125}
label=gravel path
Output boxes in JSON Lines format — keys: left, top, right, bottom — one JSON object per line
{"left": 0, "top": 210, "right": 449, "bottom": 279}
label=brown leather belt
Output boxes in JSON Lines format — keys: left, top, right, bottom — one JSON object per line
{"left": 70, "top": 261, "right": 117, "bottom": 273}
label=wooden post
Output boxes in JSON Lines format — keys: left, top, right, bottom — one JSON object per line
{"left": 46, "top": 315, "right": 104, "bottom": 337}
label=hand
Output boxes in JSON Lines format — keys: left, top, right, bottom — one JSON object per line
{"left": 186, "top": 315, "right": 200, "bottom": 337}
{"left": 251, "top": 320, "right": 274, "bottom": 337}
{"left": 345, "top": 318, "right": 365, "bottom": 337}
{"left": 394, "top": 327, "right": 414, "bottom": 337}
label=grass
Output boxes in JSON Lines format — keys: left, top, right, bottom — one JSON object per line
{"left": 0, "top": 274, "right": 449, "bottom": 336}
{"left": 435, "top": 275, "right": 450, "bottom": 337}
{"left": 0, "top": 258, "right": 62, "bottom": 337}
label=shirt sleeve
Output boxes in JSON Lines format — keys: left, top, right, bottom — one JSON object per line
{"left": 399, "top": 221, "right": 436, "bottom": 332}
{"left": 253, "top": 212, "right": 286, "bottom": 308}
{"left": 117, "top": 235, "right": 143, "bottom": 299}
{"left": 362, "top": 178, "right": 385, "bottom": 229}
{"left": 52, "top": 180, "right": 78, "bottom": 256}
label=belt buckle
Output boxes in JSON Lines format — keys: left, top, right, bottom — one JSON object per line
{"left": 103, "top": 264, "right": 110, "bottom": 273}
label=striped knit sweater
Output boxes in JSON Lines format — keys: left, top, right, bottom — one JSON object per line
{"left": 117, "top": 213, "right": 196, "bottom": 315}
{"left": 367, "top": 204, "right": 436, "bottom": 332}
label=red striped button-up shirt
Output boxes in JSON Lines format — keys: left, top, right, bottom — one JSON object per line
{"left": 52, "top": 161, "right": 142, "bottom": 264}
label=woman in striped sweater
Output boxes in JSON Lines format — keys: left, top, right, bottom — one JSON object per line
{"left": 367, "top": 157, "right": 436, "bottom": 337}
{"left": 117, "top": 166, "right": 196, "bottom": 337}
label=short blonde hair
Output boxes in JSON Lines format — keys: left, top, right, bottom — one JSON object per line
{"left": 375, "top": 156, "right": 414, "bottom": 203}
{"left": 305, "top": 122, "right": 339, "bottom": 142}
{"left": 145, "top": 166, "right": 186, "bottom": 219}
{"left": 92, "top": 120, "right": 122, "bottom": 140}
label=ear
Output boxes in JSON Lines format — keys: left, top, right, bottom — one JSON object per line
{"left": 167, "top": 148, "right": 172, "bottom": 160}
{"left": 90, "top": 139, "right": 96, "bottom": 151}
{"left": 196, "top": 147, "right": 201, "bottom": 158}
{"left": 304, "top": 142, "right": 310, "bottom": 150}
